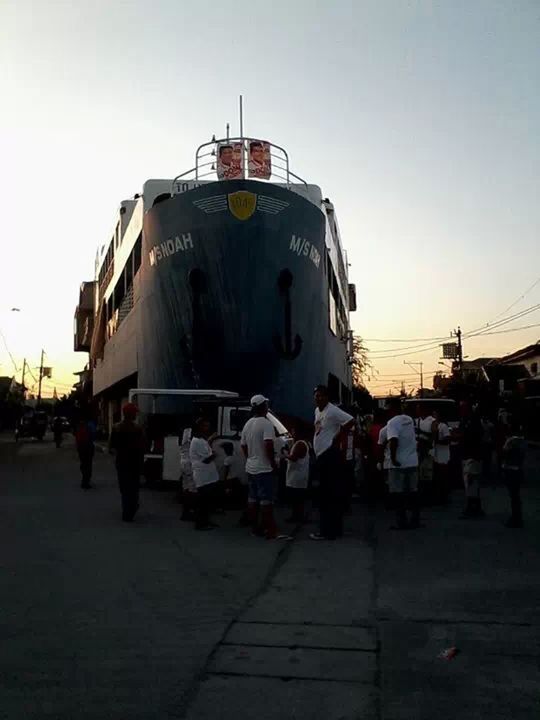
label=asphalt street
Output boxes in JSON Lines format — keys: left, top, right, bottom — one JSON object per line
{"left": 1, "top": 433, "right": 539, "bottom": 719}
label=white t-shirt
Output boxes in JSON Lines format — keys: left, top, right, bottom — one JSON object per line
{"left": 223, "top": 454, "right": 244, "bottom": 480}
{"left": 189, "top": 436, "right": 219, "bottom": 488}
{"left": 386, "top": 414, "right": 419, "bottom": 469}
{"left": 417, "top": 416, "right": 435, "bottom": 437}
{"left": 433, "top": 422, "right": 451, "bottom": 465}
{"left": 378, "top": 425, "right": 392, "bottom": 470}
{"left": 241, "top": 416, "right": 275, "bottom": 475}
{"left": 286, "top": 440, "right": 310, "bottom": 489}
{"left": 314, "top": 403, "right": 353, "bottom": 457}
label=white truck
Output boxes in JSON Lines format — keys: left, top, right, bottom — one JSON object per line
{"left": 128, "top": 388, "right": 290, "bottom": 484}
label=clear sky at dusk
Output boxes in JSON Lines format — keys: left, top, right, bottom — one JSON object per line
{"left": 1, "top": 0, "right": 539, "bottom": 397}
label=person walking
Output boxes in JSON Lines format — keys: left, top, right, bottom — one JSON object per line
{"left": 285, "top": 426, "right": 310, "bottom": 524}
{"left": 109, "top": 403, "right": 145, "bottom": 522}
{"left": 310, "top": 385, "right": 354, "bottom": 541}
{"left": 240, "top": 395, "right": 288, "bottom": 540}
{"left": 459, "top": 401, "right": 485, "bottom": 518}
{"left": 501, "top": 423, "right": 527, "bottom": 528}
{"left": 75, "top": 416, "right": 96, "bottom": 489}
{"left": 53, "top": 416, "right": 64, "bottom": 448}
{"left": 189, "top": 418, "right": 220, "bottom": 531}
{"left": 386, "top": 397, "right": 422, "bottom": 530}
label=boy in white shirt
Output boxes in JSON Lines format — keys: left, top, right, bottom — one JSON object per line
{"left": 386, "top": 397, "right": 422, "bottom": 530}
{"left": 189, "top": 418, "right": 220, "bottom": 531}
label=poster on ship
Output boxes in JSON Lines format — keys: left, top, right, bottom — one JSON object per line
{"left": 248, "top": 140, "right": 272, "bottom": 179}
{"left": 216, "top": 142, "right": 244, "bottom": 180}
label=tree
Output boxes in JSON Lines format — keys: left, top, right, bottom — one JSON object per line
{"left": 350, "top": 335, "right": 372, "bottom": 389}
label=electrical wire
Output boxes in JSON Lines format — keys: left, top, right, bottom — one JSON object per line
{"left": 365, "top": 335, "right": 451, "bottom": 343}
{"left": 489, "top": 276, "right": 540, "bottom": 323}
{"left": 0, "top": 329, "right": 19, "bottom": 373}
{"left": 463, "top": 303, "right": 540, "bottom": 339}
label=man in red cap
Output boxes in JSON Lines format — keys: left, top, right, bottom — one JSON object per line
{"left": 109, "top": 403, "right": 145, "bottom": 522}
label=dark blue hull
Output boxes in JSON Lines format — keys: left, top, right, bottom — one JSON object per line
{"left": 137, "top": 180, "right": 351, "bottom": 421}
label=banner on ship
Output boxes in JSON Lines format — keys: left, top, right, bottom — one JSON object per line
{"left": 216, "top": 142, "right": 244, "bottom": 180}
{"left": 248, "top": 140, "right": 272, "bottom": 179}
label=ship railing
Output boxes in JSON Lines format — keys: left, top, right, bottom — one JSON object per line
{"left": 171, "top": 136, "right": 308, "bottom": 195}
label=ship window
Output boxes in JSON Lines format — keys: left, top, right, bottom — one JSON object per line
{"left": 329, "top": 291, "right": 337, "bottom": 336}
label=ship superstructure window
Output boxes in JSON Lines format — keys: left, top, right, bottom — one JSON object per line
{"left": 327, "top": 261, "right": 347, "bottom": 339}
{"left": 104, "top": 233, "right": 143, "bottom": 340}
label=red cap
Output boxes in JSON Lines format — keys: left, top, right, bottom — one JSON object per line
{"left": 122, "top": 402, "right": 138, "bottom": 419}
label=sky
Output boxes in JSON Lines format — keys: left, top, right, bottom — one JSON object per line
{"left": 1, "top": 0, "right": 539, "bottom": 397}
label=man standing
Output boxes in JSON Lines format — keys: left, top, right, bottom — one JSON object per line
{"left": 109, "top": 403, "right": 145, "bottom": 522}
{"left": 241, "top": 395, "right": 287, "bottom": 540}
{"left": 310, "top": 385, "right": 354, "bottom": 541}
{"left": 459, "top": 401, "right": 485, "bottom": 518}
{"left": 501, "top": 422, "right": 527, "bottom": 528}
{"left": 75, "top": 415, "right": 96, "bottom": 489}
{"left": 386, "top": 397, "right": 422, "bottom": 530}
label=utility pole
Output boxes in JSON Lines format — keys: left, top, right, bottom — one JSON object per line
{"left": 453, "top": 327, "right": 463, "bottom": 372}
{"left": 37, "top": 349, "right": 44, "bottom": 405}
{"left": 404, "top": 361, "right": 424, "bottom": 397}
{"left": 21, "top": 358, "right": 26, "bottom": 395}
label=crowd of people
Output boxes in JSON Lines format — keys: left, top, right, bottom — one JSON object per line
{"left": 69, "top": 388, "right": 528, "bottom": 534}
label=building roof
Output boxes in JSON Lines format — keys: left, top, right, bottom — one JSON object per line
{"left": 500, "top": 342, "right": 540, "bottom": 365}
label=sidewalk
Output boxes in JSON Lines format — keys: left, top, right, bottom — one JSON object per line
{"left": 184, "top": 454, "right": 540, "bottom": 720}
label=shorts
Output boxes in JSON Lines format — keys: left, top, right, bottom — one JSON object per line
{"left": 388, "top": 467, "right": 419, "bottom": 494}
{"left": 247, "top": 472, "right": 275, "bottom": 505}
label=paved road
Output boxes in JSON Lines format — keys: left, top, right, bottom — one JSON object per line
{"left": 1, "top": 434, "right": 540, "bottom": 719}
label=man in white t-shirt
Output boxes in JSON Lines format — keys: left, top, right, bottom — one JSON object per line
{"left": 189, "top": 418, "right": 220, "bottom": 531}
{"left": 386, "top": 397, "right": 422, "bottom": 530}
{"left": 241, "top": 395, "right": 288, "bottom": 540}
{"left": 310, "top": 385, "right": 354, "bottom": 541}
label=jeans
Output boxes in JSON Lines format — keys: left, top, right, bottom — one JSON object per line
{"left": 316, "top": 446, "right": 345, "bottom": 540}
{"left": 117, "top": 464, "right": 140, "bottom": 521}
{"left": 78, "top": 446, "right": 94, "bottom": 488}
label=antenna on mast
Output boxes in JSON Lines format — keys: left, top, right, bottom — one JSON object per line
{"left": 239, "top": 95, "right": 244, "bottom": 138}
{"left": 226, "top": 122, "right": 230, "bottom": 140}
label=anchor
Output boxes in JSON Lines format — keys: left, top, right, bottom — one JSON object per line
{"left": 273, "top": 269, "right": 303, "bottom": 360}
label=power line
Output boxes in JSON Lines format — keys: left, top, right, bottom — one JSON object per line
{"left": 490, "top": 276, "right": 540, "bottom": 322}
{"left": 365, "top": 335, "right": 450, "bottom": 343}
{"left": 368, "top": 342, "right": 448, "bottom": 360}
{"left": 467, "top": 322, "right": 540, "bottom": 338}
{"left": 464, "top": 303, "right": 540, "bottom": 339}
{"left": 0, "top": 329, "right": 19, "bottom": 374}
{"left": 366, "top": 302, "right": 540, "bottom": 356}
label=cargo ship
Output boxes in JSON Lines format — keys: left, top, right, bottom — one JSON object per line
{"left": 74, "top": 135, "right": 356, "bottom": 428}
